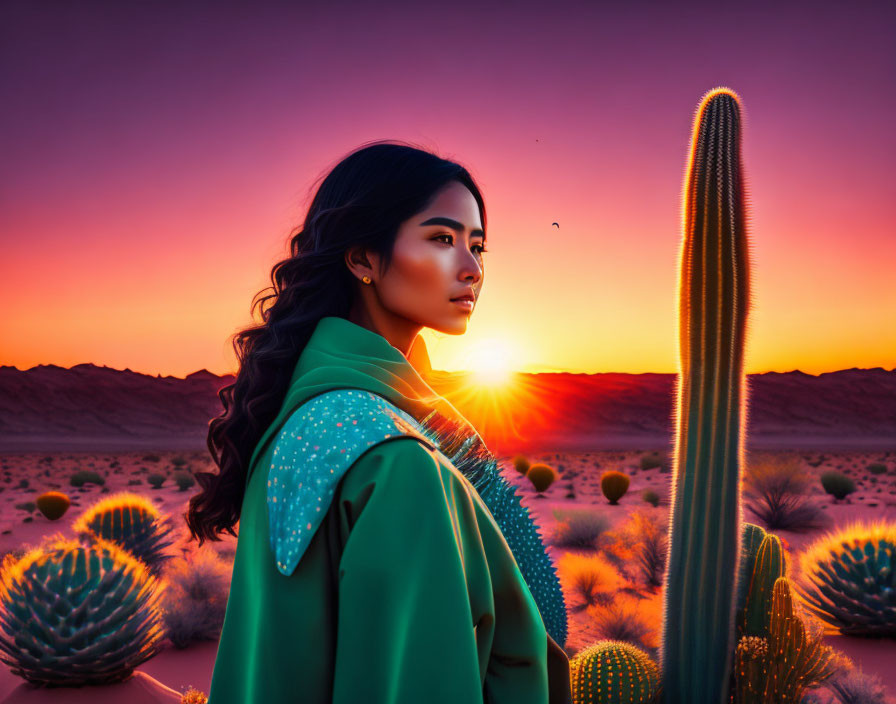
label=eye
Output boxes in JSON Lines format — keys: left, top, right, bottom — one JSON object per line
{"left": 434, "top": 233, "right": 488, "bottom": 255}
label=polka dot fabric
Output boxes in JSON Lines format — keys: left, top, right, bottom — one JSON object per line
{"left": 267, "top": 388, "right": 434, "bottom": 576}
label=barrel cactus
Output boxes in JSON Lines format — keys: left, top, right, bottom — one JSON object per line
{"left": 35, "top": 491, "right": 71, "bottom": 521}
{"left": 795, "top": 519, "right": 896, "bottom": 636}
{"left": 0, "top": 535, "right": 165, "bottom": 685}
{"left": 73, "top": 492, "right": 174, "bottom": 575}
{"left": 659, "top": 87, "right": 754, "bottom": 703}
{"left": 570, "top": 640, "right": 661, "bottom": 704}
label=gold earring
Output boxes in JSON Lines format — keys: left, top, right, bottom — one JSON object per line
{"left": 362, "top": 275, "right": 371, "bottom": 284}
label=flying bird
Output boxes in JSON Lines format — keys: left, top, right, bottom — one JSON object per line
{"left": 552, "top": 222, "right": 559, "bottom": 228}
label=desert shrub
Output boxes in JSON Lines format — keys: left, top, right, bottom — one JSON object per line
{"left": 558, "top": 552, "right": 623, "bottom": 612}
{"left": 17, "top": 479, "right": 29, "bottom": 489}
{"left": 550, "top": 508, "right": 611, "bottom": 550}
{"left": 70, "top": 470, "right": 105, "bottom": 487}
{"left": 14, "top": 501, "right": 36, "bottom": 513}
{"left": 127, "top": 478, "right": 142, "bottom": 485}
{"left": 35, "top": 491, "right": 70, "bottom": 520}
{"left": 612, "top": 509, "right": 669, "bottom": 589}
{"left": 171, "top": 456, "right": 187, "bottom": 467}
{"left": 147, "top": 473, "right": 167, "bottom": 489}
{"left": 600, "top": 471, "right": 630, "bottom": 505}
{"left": 586, "top": 595, "right": 655, "bottom": 653}
{"left": 172, "top": 470, "right": 195, "bottom": 492}
{"left": 827, "top": 663, "right": 888, "bottom": 704}
{"left": 526, "top": 463, "right": 557, "bottom": 493}
{"left": 820, "top": 471, "right": 857, "bottom": 500}
{"left": 510, "top": 455, "right": 530, "bottom": 475}
{"left": 142, "top": 453, "right": 161, "bottom": 463}
{"left": 641, "top": 488, "right": 660, "bottom": 507}
{"left": 639, "top": 451, "right": 669, "bottom": 471}
{"left": 744, "top": 456, "right": 828, "bottom": 532}
{"left": 867, "top": 463, "right": 887, "bottom": 476}
{"left": 160, "top": 547, "right": 230, "bottom": 648}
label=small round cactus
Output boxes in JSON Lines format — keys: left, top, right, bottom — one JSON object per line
{"left": 601, "top": 471, "right": 630, "bottom": 505}
{"left": 512, "top": 454, "right": 531, "bottom": 475}
{"left": 35, "top": 491, "right": 70, "bottom": 520}
{"left": 570, "top": 640, "right": 661, "bottom": 704}
{"left": 526, "top": 463, "right": 557, "bottom": 493}
{"left": 0, "top": 535, "right": 165, "bottom": 685}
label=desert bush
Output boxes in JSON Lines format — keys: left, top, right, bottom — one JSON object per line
{"left": 142, "top": 453, "right": 161, "bottom": 463}
{"left": 35, "top": 491, "right": 70, "bottom": 520}
{"left": 639, "top": 451, "right": 669, "bottom": 471}
{"left": 160, "top": 547, "right": 230, "bottom": 648}
{"left": 744, "top": 455, "right": 828, "bottom": 532}
{"left": 173, "top": 470, "right": 195, "bottom": 492}
{"left": 127, "top": 478, "right": 142, "bottom": 485}
{"left": 171, "top": 456, "right": 187, "bottom": 467}
{"left": 526, "top": 463, "right": 557, "bottom": 493}
{"left": 600, "top": 471, "right": 630, "bottom": 505}
{"left": 641, "top": 488, "right": 660, "bottom": 507}
{"left": 147, "top": 473, "right": 167, "bottom": 489}
{"left": 14, "top": 501, "right": 36, "bottom": 513}
{"left": 70, "top": 470, "right": 105, "bottom": 487}
{"left": 586, "top": 595, "right": 655, "bottom": 653}
{"left": 867, "top": 463, "right": 887, "bottom": 476}
{"left": 511, "top": 454, "right": 530, "bottom": 475}
{"left": 558, "top": 552, "right": 625, "bottom": 612}
{"left": 827, "top": 663, "right": 888, "bottom": 704}
{"left": 550, "top": 508, "right": 611, "bottom": 550}
{"left": 820, "top": 471, "right": 857, "bottom": 500}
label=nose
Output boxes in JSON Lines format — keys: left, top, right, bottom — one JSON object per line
{"left": 460, "top": 249, "right": 482, "bottom": 285}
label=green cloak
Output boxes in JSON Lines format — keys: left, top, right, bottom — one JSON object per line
{"left": 207, "top": 316, "right": 571, "bottom": 703}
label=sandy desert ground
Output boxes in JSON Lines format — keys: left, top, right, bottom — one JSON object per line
{"left": 0, "top": 448, "right": 894, "bottom": 702}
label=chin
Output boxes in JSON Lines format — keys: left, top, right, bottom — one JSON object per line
{"left": 430, "top": 316, "right": 470, "bottom": 335}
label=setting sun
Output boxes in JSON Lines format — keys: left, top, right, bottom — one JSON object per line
{"left": 466, "top": 338, "right": 515, "bottom": 387}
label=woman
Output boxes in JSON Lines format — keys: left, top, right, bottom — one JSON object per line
{"left": 187, "top": 141, "right": 571, "bottom": 703}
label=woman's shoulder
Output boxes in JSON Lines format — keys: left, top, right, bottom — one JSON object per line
{"left": 266, "top": 388, "right": 438, "bottom": 575}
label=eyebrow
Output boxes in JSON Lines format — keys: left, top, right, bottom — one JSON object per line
{"left": 418, "top": 217, "right": 485, "bottom": 240}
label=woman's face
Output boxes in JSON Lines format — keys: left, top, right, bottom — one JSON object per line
{"left": 356, "top": 180, "right": 485, "bottom": 337}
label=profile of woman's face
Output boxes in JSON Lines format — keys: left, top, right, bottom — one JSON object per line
{"left": 370, "top": 180, "right": 485, "bottom": 335}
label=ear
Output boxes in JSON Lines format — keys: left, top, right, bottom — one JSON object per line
{"left": 344, "top": 245, "right": 378, "bottom": 283}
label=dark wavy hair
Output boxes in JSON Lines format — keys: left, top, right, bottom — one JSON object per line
{"left": 185, "top": 139, "right": 487, "bottom": 545}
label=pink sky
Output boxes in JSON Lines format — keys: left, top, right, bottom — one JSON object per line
{"left": 1, "top": 1, "right": 894, "bottom": 376}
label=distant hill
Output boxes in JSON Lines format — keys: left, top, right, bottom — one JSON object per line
{"left": 0, "top": 363, "right": 893, "bottom": 453}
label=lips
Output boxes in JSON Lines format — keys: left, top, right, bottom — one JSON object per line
{"left": 450, "top": 293, "right": 475, "bottom": 302}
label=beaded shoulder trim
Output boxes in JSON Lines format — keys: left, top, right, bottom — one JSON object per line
{"left": 267, "top": 388, "right": 434, "bottom": 576}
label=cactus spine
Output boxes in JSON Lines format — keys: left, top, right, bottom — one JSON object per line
{"left": 659, "top": 87, "right": 754, "bottom": 703}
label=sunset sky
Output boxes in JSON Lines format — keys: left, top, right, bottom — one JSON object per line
{"left": 2, "top": 0, "right": 894, "bottom": 378}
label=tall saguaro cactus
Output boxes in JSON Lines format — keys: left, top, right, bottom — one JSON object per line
{"left": 659, "top": 87, "right": 754, "bottom": 703}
